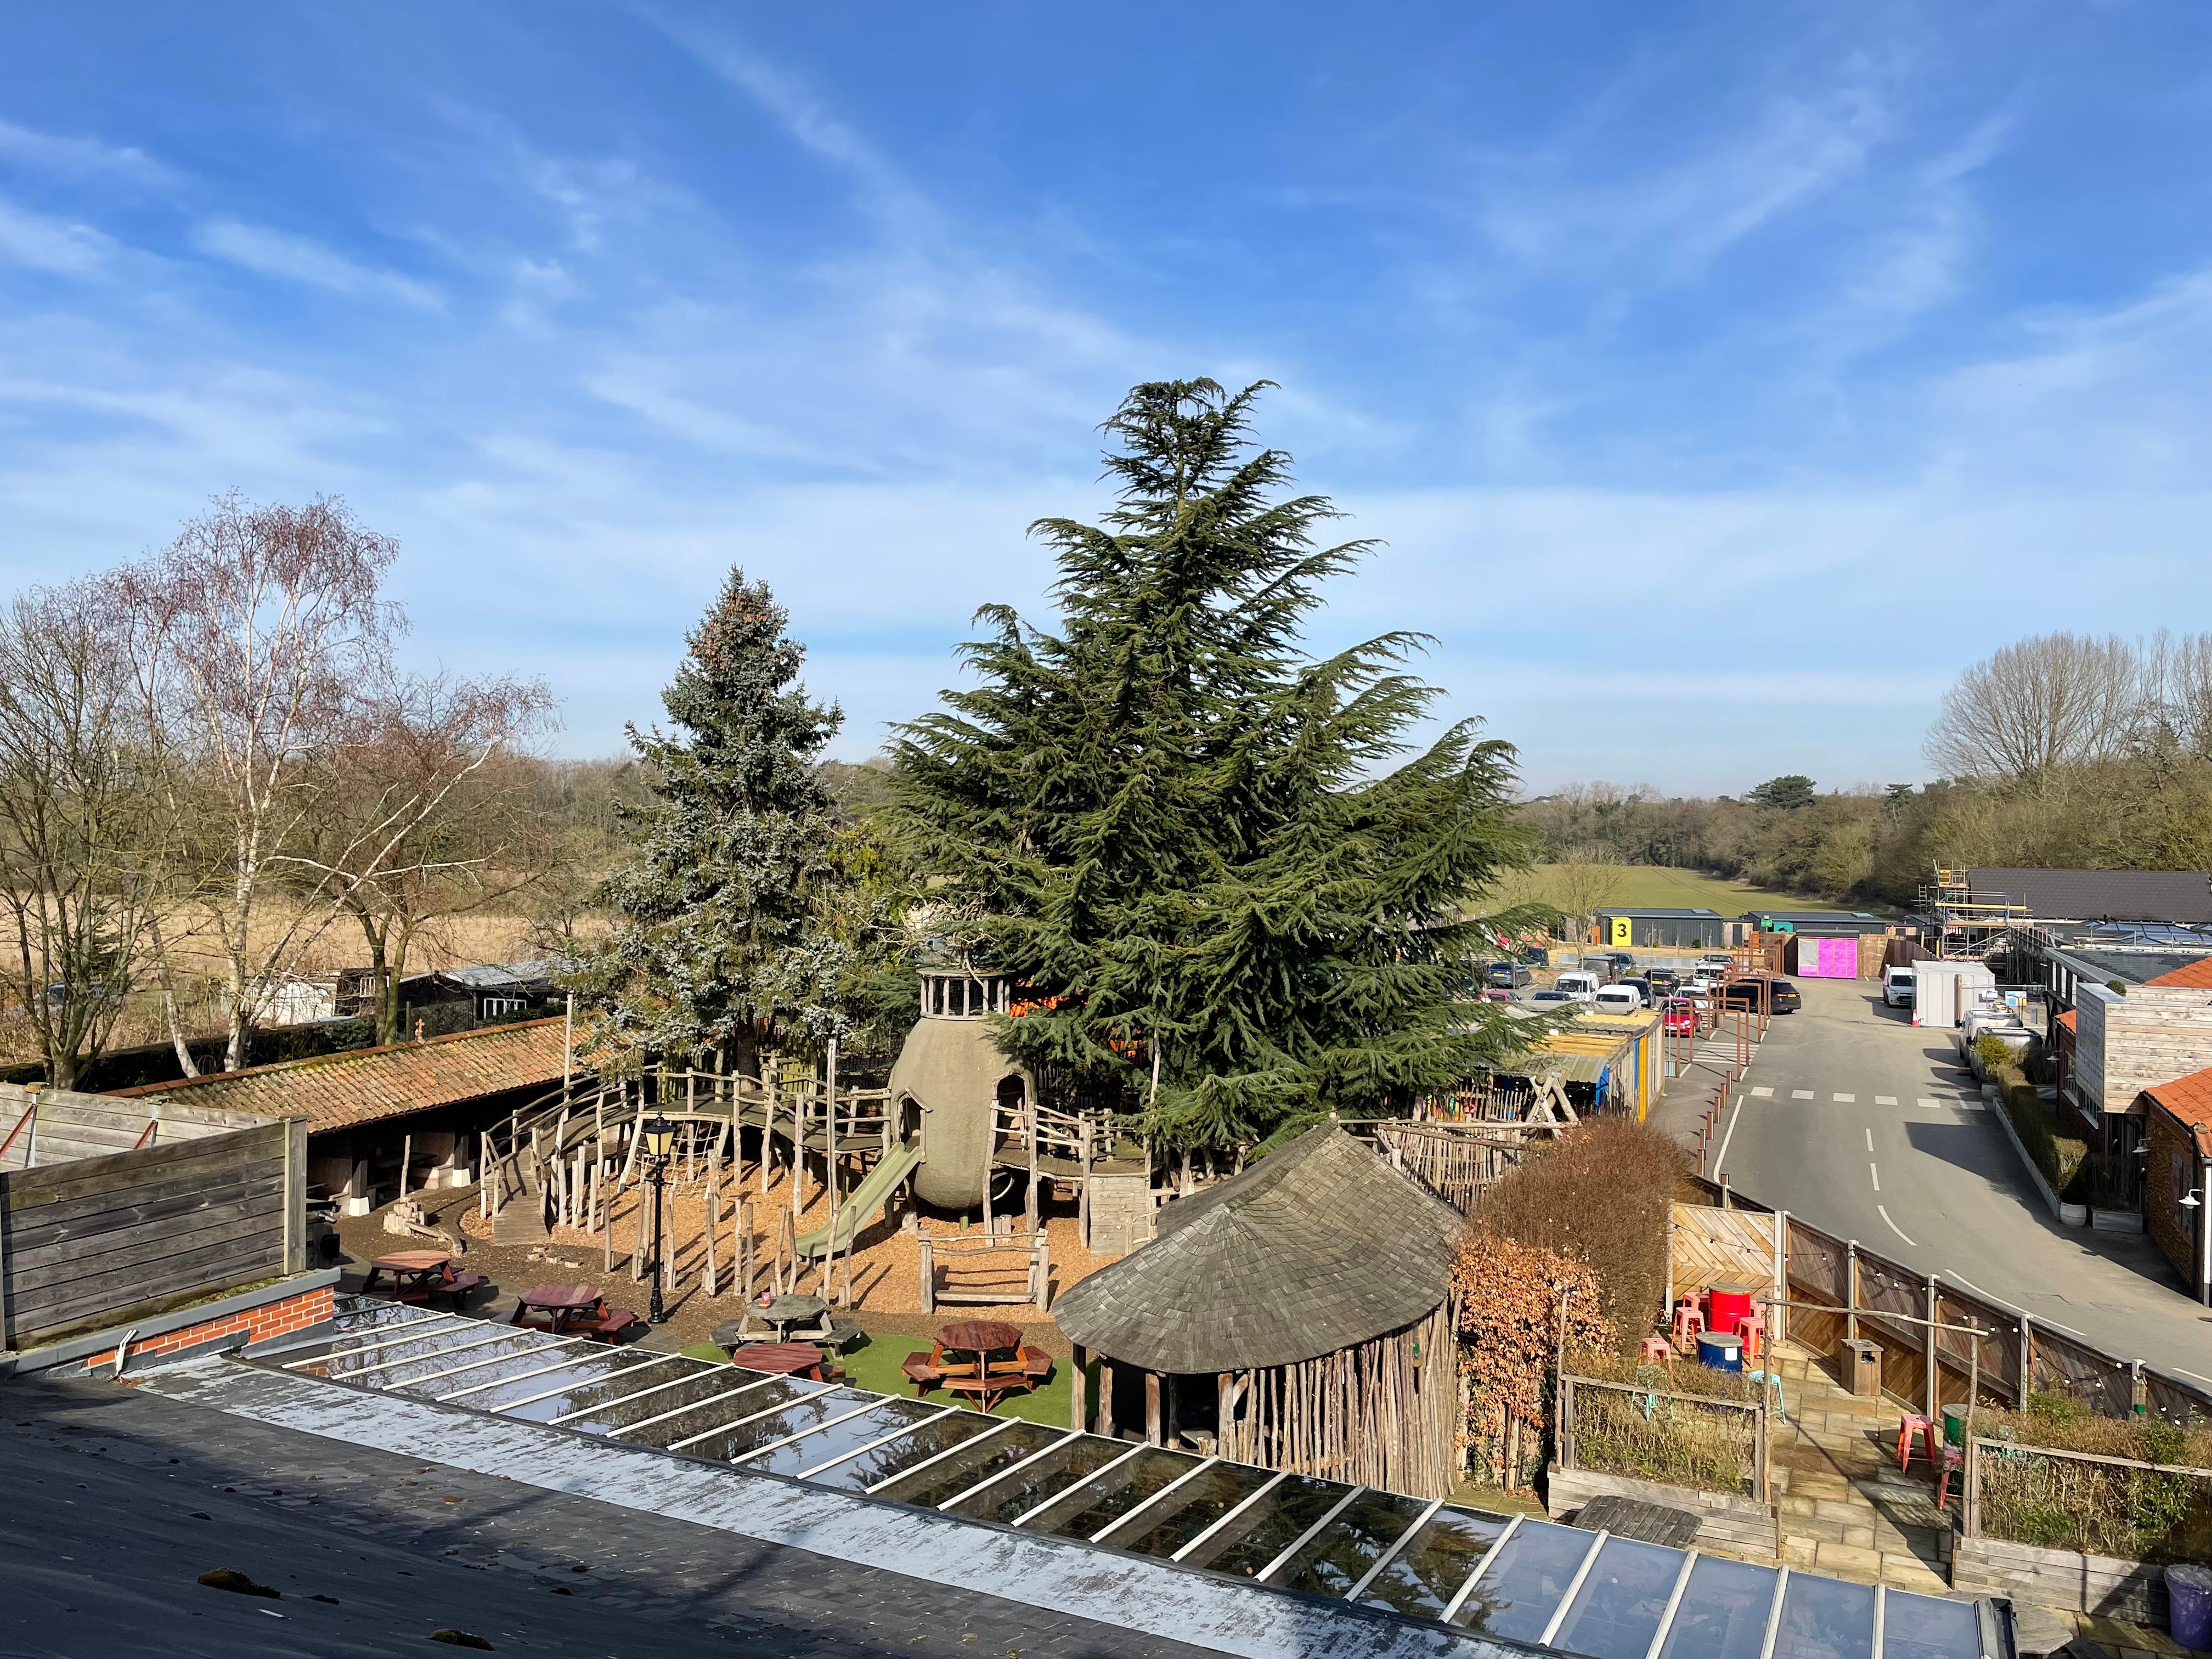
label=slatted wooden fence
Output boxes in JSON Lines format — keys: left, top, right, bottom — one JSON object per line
{"left": 0, "top": 1116, "right": 306, "bottom": 1350}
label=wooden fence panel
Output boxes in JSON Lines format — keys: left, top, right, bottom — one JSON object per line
{"left": 1934, "top": 1286, "right": 2023, "bottom": 1407}
{"left": 1378, "top": 1122, "right": 1533, "bottom": 1214}
{"left": 2029, "top": 1324, "right": 2136, "bottom": 1417}
{"left": 1670, "top": 1204, "right": 1775, "bottom": 1298}
{"left": 0, "top": 1120, "right": 289, "bottom": 1348}
{"left": 1786, "top": 1222, "right": 1846, "bottom": 1306}
{"left": 2145, "top": 1370, "right": 2212, "bottom": 1429}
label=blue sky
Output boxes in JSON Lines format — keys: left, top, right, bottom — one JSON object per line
{"left": 2, "top": 3, "right": 2208, "bottom": 794}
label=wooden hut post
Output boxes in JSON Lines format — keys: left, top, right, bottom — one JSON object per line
{"left": 1217, "top": 1372, "right": 1235, "bottom": 1459}
{"left": 1071, "top": 1346, "right": 1090, "bottom": 1432}
{"left": 737, "top": 1199, "right": 754, "bottom": 1301}
{"left": 825, "top": 1039, "right": 840, "bottom": 1252}
{"left": 792, "top": 1079, "right": 808, "bottom": 1223}
{"left": 1097, "top": 1359, "right": 1115, "bottom": 1440}
{"left": 704, "top": 1176, "right": 720, "bottom": 1296}
{"left": 1144, "top": 1372, "right": 1163, "bottom": 1447}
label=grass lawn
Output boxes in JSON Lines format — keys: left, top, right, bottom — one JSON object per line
{"left": 1537, "top": 865, "right": 1860, "bottom": 914}
{"left": 681, "top": 1332, "right": 1094, "bottom": 1430}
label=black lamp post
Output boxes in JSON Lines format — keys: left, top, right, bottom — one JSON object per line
{"left": 641, "top": 1114, "right": 676, "bottom": 1324}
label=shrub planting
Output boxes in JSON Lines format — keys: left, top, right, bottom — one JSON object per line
{"left": 1452, "top": 1229, "right": 1609, "bottom": 1488}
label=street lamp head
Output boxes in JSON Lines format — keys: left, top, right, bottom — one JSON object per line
{"left": 641, "top": 1114, "right": 676, "bottom": 1161}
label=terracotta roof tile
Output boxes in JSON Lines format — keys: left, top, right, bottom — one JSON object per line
{"left": 2146, "top": 957, "right": 2212, "bottom": 989}
{"left": 111, "top": 1018, "right": 569, "bottom": 1133}
{"left": 2056, "top": 1009, "right": 2077, "bottom": 1032}
{"left": 2143, "top": 1066, "right": 2212, "bottom": 1156}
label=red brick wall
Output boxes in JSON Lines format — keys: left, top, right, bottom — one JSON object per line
{"left": 78, "top": 1283, "right": 334, "bottom": 1373}
{"left": 2145, "top": 1107, "right": 2202, "bottom": 1289}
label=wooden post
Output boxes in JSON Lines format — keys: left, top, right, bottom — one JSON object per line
{"left": 704, "top": 1177, "right": 720, "bottom": 1296}
{"left": 1026, "top": 1093, "right": 1039, "bottom": 1233}
{"left": 1098, "top": 1358, "right": 1115, "bottom": 1440}
{"left": 281, "top": 1115, "right": 308, "bottom": 1274}
{"left": 917, "top": 1233, "right": 934, "bottom": 1313}
{"left": 1145, "top": 1370, "right": 1163, "bottom": 1447}
{"left": 1923, "top": 1276, "right": 1940, "bottom": 1414}
{"left": 1844, "top": 1240, "right": 1860, "bottom": 1345}
{"left": 792, "top": 1079, "right": 807, "bottom": 1224}
{"left": 1217, "top": 1372, "right": 1234, "bottom": 1460}
{"left": 737, "top": 1199, "right": 754, "bottom": 1301}
{"left": 562, "top": 991, "right": 573, "bottom": 1093}
{"left": 2019, "top": 1316, "right": 2035, "bottom": 1402}
{"left": 1080, "top": 1118, "right": 1093, "bottom": 1250}
{"left": 1772, "top": 1209, "right": 1789, "bottom": 1350}
{"left": 825, "top": 1039, "right": 840, "bottom": 1256}
{"left": 399, "top": 1132, "right": 413, "bottom": 1201}
{"left": 1072, "top": 1345, "right": 1090, "bottom": 1431}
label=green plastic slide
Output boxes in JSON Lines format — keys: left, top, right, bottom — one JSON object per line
{"left": 793, "top": 1138, "right": 922, "bottom": 1260}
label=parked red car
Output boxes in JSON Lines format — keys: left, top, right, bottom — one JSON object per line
{"left": 1661, "top": 998, "right": 1699, "bottom": 1035}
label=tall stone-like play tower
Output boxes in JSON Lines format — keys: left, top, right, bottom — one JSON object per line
{"left": 888, "top": 965, "right": 1035, "bottom": 1211}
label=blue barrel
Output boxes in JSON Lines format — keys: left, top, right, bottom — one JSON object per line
{"left": 1697, "top": 1331, "right": 1743, "bottom": 1373}
{"left": 2167, "top": 1565, "right": 2212, "bottom": 1651}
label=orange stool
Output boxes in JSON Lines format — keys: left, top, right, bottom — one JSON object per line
{"left": 1639, "top": 1336, "right": 1673, "bottom": 1365}
{"left": 1733, "top": 1311, "right": 1766, "bottom": 1364}
{"left": 1897, "top": 1414, "right": 1938, "bottom": 1471}
{"left": 1672, "top": 1304, "right": 1706, "bottom": 1345}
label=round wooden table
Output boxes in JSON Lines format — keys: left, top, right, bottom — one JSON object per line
{"left": 735, "top": 1343, "right": 828, "bottom": 1380}
{"left": 936, "top": 1319, "right": 1023, "bottom": 1355}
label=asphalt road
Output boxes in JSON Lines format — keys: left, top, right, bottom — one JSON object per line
{"left": 1664, "top": 976, "right": 2212, "bottom": 1385}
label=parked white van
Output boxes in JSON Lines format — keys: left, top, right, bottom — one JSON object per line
{"left": 1553, "top": 971, "right": 1602, "bottom": 1003}
{"left": 1593, "top": 983, "right": 1644, "bottom": 1017}
{"left": 1882, "top": 967, "right": 1915, "bottom": 1008}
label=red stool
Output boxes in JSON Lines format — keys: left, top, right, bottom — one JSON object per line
{"left": 1937, "top": 1445, "right": 1963, "bottom": 1509}
{"left": 1897, "top": 1414, "right": 1938, "bottom": 1471}
{"left": 1734, "top": 1311, "right": 1766, "bottom": 1364}
{"left": 1672, "top": 1303, "right": 1706, "bottom": 1346}
{"left": 1639, "top": 1336, "right": 1673, "bottom": 1365}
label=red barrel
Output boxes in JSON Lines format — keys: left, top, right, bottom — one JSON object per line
{"left": 1707, "top": 1282, "right": 1754, "bottom": 1335}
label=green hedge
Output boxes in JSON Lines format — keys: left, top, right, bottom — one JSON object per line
{"left": 1990, "top": 1058, "right": 2086, "bottom": 1196}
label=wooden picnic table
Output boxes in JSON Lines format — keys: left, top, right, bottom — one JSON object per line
{"left": 933, "top": 1320, "right": 1032, "bottom": 1412}
{"left": 510, "top": 1283, "right": 606, "bottom": 1335}
{"left": 363, "top": 1251, "right": 455, "bottom": 1304}
{"left": 733, "top": 1343, "right": 829, "bottom": 1381}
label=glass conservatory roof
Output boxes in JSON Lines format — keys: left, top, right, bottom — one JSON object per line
{"left": 247, "top": 1300, "right": 2000, "bottom": 1659}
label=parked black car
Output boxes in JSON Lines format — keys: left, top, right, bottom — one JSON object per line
{"left": 1487, "top": 961, "right": 1533, "bottom": 989}
{"left": 1719, "top": 978, "right": 1801, "bottom": 1013}
{"left": 1645, "top": 967, "right": 1681, "bottom": 994}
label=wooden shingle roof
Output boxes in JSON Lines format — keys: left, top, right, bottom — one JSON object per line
{"left": 1052, "top": 1122, "right": 1464, "bottom": 1374}
{"left": 112, "top": 1018, "right": 569, "bottom": 1133}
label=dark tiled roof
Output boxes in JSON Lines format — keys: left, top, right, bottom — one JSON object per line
{"left": 111, "top": 1018, "right": 568, "bottom": 1132}
{"left": 1052, "top": 1123, "right": 1464, "bottom": 1373}
{"left": 1968, "top": 867, "right": 2212, "bottom": 926}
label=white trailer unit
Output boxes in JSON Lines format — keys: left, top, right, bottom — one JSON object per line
{"left": 1912, "top": 961, "right": 1996, "bottom": 1028}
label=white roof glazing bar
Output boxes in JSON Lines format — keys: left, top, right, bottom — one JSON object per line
{"left": 1344, "top": 1497, "right": 1445, "bottom": 1603}
{"left": 1643, "top": 1549, "right": 1700, "bottom": 1659}
{"left": 1442, "top": 1512, "right": 1522, "bottom": 1623}
{"left": 732, "top": 1400, "right": 895, "bottom": 1464}
{"left": 1873, "top": 1583, "right": 1887, "bottom": 1659}
{"left": 865, "top": 1415, "right": 1021, "bottom": 1494}
{"left": 477, "top": 1352, "right": 682, "bottom": 1410}
{"left": 438, "top": 1344, "right": 639, "bottom": 1401}
{"left": 1758, "top": 1567, "right": 1792, "bottom": 1659}
{"left": 659, "top": 1381, "right": 837, "bottom": 1450}
{"left": 278, "top": 1315, "right": 464, "bottom": 1366}
{"left": 402, "top": 1335, "right": 585, "bottom": 1388}
{"left": 1089, "top": 1456, "right": 1219, "bottom": 1545}
{"left": 798, "top": 1405, "right": 962, "bottom": 1480}
{"left": 253, "top": 1311, "right": 454, "bottom": 1360}
{"left": 1256, "top": 1485, "right": 1365, "bottom": 1584}
{"left": 1009, "top": 1441, "right": 1150, "bottom": 1528}
{"left": 1170, "top": 1469, "right": 1288, "bottom": 1564}
{"left": 1538, "top": 1529, "right": 1610, "bottom": 1648}
{"left": 937, "top": 1430, "right": 1081, "bottom": 1513}
{"left": 325, "top": 1329, "right": 527, "bottom": 1378}
{"left": 545, "top": 1361, "right": 731, "bottom": 1424}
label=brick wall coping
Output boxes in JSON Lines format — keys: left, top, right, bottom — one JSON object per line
{"left": 0, "top": 1268, "right": 339, "bottom": 1378}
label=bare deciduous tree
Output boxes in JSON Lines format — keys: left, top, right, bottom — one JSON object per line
{"left": 0, "top": 583, "right": 154, "bottom": 1086}
{"left": 296, "top": 670, "right": 557, "bottom": 1043}
{"left": 1924, "top": 633, "right": 2144, "bottom": 781}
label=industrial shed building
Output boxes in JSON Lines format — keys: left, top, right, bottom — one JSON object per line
{"left": 1594, "top": 906, "right": 1727, "bottom": 949}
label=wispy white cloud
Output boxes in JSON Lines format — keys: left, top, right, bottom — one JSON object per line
{"left": 0, "top": 117, "right": 178, "bottom": 186}
{"left": 191, "top": 217, "right": 444, "bottom": 309}
{"left": 0, "top": 197, "right": 115, "bottom": 274}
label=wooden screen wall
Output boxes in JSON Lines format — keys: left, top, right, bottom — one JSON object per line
{"left": 0, "top": 1118, "right": 305, "bottom": 1350}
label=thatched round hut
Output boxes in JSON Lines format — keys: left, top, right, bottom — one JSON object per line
{"left": 886, "top": 967, "right": 1035, "bottom": 1210}
{"left": 1052, "top": 1121, "right": 1466, "bottom": 1499}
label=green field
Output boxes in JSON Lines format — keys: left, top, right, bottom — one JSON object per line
{"left": 1536, "top": 865, "right": 1859, "bottom": 914}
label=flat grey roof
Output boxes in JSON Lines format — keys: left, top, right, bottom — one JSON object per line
{"left": 1593, "top": 907, "right": 1724, "bottom": 919}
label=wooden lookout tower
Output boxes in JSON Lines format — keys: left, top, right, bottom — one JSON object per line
{"left": 888, "top": 965, "right": 1034, "bottom": 1211}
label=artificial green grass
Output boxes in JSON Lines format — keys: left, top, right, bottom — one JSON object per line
{"left": 680, "top": 1330, "right": 1094, "bottom": 1429}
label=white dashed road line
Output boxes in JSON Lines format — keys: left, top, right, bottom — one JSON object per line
{"left": 2177, "top": 1368, "right": 2212, "bottom": 1387}
{"left": 1878, "top": 1205, "right": 1917, "bottom": 1246}
{"left": 1869, "top": 1163, "right": 1881, "bottom": 1192}
{"left": 1875, "top": 1095, "right": 1897, "bottom": 1106}
{"left": 1791, "top": 1090, "right": 1815, "bottom": 1101}
{"left": 1714, "top": 1094, "right": 1747, "bottom": 1177}
{"left": 1833, "top": 1093, "right": 1855, "bottom": 1103}
{"left": 1864, "top": 1129, "right": 1874, "bottom": 1152}
{"left": 1752, "top": 1087, "right": 1773, "bottom": 1098}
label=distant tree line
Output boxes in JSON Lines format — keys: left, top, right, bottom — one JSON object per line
{"left": 1520, "top": 631, "right": 2212, "bottom": 907}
